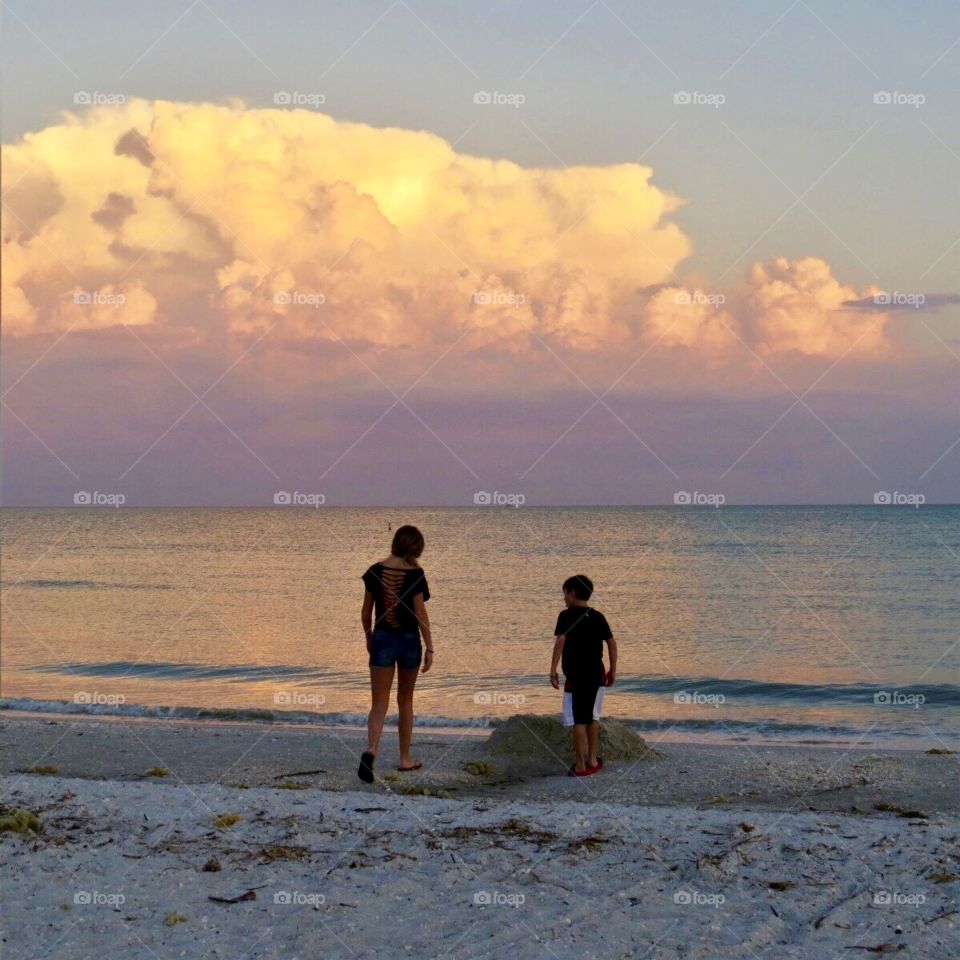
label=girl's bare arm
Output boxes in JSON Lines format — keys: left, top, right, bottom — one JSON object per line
{"left": 413, "top": 594, "right": 433, "bottom": 672}
{"left": 413, "top": 594, "right": 432, "bottom": 648}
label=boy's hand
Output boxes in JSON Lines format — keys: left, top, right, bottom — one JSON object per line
{"left": 549, "top": 672, "right": 560, "bottom": 690}
{"left": 604, "top": 670, "right": 616, "bottom": 687}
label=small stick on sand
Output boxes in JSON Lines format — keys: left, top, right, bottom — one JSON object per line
{"left": 814, "top": 886, "right": 868, "bottom": 929}
{"left": 925, "top": 907, "right": 959, "bottom": 925}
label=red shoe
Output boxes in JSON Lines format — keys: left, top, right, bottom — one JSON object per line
{"left": 567, "top": 765, "right": 593, "bottom": 777}
{"left": 588, "top": 757, "right": 604, "bottom": 773}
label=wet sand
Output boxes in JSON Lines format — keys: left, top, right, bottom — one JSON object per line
{"left": 2, "top": 713, "right": 957, "bottom": 814}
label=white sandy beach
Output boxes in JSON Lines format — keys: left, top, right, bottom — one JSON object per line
{"left": 4, "top": 774, "right": 959, "bottom": 959}
{"left": 2, "top": 715, "right": 959, "bottom": 959}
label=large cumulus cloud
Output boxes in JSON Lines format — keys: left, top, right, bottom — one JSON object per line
{"left": 744, "top": 256, "right": 890, "bottom": 358}
{"left": 2, "top": 99, "right": 893, "bottom": 360}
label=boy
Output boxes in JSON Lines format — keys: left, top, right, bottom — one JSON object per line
{"left": 550, "top": 575, "right": 617, "bottom": 776}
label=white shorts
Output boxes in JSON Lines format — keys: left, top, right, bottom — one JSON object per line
{"left": 562, "top": 686, "right": 604, "bottom": 727}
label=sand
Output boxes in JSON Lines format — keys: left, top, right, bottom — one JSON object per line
{"left": 1, "top": 714, "right": 958, "bottom": 958}
{"left": 3, "top": 714, "right": 957, "bottom": 814}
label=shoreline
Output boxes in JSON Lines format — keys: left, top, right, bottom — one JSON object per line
{"left": 3, "top": 713, "right": 958, "bottom": 815}
{"left": 1, "top": 705, "right": 944, "bottom": 750}
{"left": 4, "top": 699, "right": 957, "bottom": 754}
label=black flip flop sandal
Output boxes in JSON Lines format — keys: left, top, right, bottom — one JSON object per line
{"left": 358, "top": 751, "right": 375, "bottom": 783}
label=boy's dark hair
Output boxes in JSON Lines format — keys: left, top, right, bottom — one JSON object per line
{"left": 563, "top": 574, "right": 594, "bottom": 601}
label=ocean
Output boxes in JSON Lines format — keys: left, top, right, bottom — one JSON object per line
{"left": 2, "top": 506, "right": 958, "bottom": 749}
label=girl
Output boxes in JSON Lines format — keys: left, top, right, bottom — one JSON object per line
{"left": 358, "top": 525, "right": 433, "bottom": 782}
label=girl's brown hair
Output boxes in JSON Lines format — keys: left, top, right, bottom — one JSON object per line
{"left": 390, "top": 525, "right": 425, "bottom": 566}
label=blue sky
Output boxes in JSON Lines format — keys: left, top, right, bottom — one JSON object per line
{"left": 2, "top": 1, "right": 958, "bottom": 504}
{"left": 5, "top": 0, "right": 959, "bottom": 304}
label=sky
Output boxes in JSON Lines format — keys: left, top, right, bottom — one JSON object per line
{"left": 2, "top": 0, "right": 958, "bottom": 505}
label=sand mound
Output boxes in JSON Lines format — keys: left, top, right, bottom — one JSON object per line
{"left": 482, "top": 715, "right": 659, "bottom": 775}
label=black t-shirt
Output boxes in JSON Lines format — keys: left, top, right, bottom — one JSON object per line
{"left": 362, "top": 563, "right": 430, "bottom": 635}
{"left": 555, "top": 606, "right": 611, "bottom": 688}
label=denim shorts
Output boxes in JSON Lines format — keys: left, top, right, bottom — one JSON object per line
{"left": 369, "top": 629, "right": 422, "bottom": 670}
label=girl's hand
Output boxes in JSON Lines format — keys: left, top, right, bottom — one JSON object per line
{"left": 421, "top": 649, "right": 434, "bottom": 673}
{"left": 605, "top": 670, "right": 616, "bottom": 687}
{"left": 365, "top": 630, "right": 373, "bottom": 655}
{"left": 550, "top": 672, "right": 560, "bottom": 690}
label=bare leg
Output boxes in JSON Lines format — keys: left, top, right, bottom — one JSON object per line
{"left": 572, "top": 724, "right": 589, "bottom": 772}
{"left": 587, "top": 721, "right": 600, "bottom": 767}
{"left": 367, "top": 666, "right": 395, "bottom": 756}
{"left": 396, "top": 667, "right": 420, "bottom": 768}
